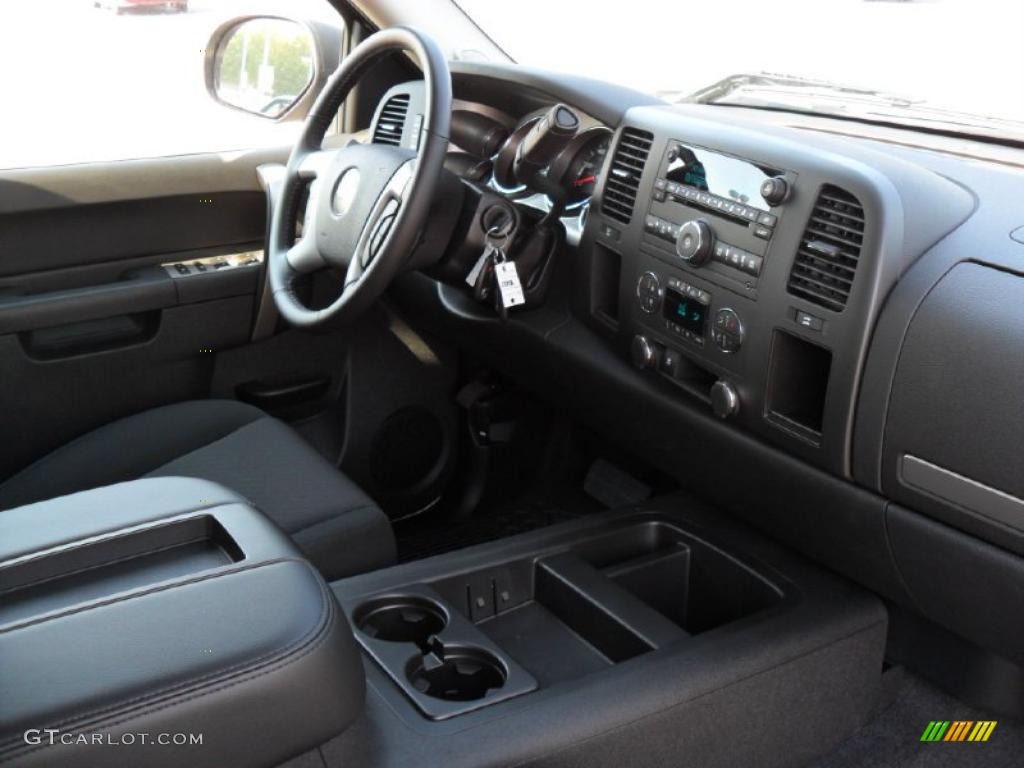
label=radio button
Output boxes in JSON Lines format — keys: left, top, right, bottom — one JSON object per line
{"left": 752, "top": 223, "right": 773, "bottom": 240}
{"left": 758, "top": 212, "right": 778, "bottom": 227}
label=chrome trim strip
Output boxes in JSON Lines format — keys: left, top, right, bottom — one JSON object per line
{"left": 901, "top": 454, "right": 1024, "bottom": 532}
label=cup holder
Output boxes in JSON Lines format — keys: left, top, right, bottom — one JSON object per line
{"left": 407, "top": 645, "right": 507, "bottom": 702}
{"left": 353, "top": 596, "right": 447, "bottom": 646}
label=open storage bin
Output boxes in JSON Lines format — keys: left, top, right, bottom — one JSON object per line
{"left": 577, "top": 521, "right": 785, "bottom": 634}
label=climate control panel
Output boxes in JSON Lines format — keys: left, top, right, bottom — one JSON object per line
{"left": 634, "top": 269, "right": 745, "bottom": 356}
{"left": 631, "top": 261, "right": 748, "bottom": 419}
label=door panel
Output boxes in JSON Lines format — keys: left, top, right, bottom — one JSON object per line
{"left": 0, "top": 150, "right": 284, "bottom": 480}
{"left": 0, "top": 148, "right": 286, "bottom": 212}
{"left": 0, "top": 192, "right": 265, "bottom": 277}
{"left": 0, "top": 296, "right": 254, "bottom": 480}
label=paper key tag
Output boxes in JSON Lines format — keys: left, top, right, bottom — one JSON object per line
{"left": 496, "top": 261, "right": 525, "bottom": 309}
{"left": 465, "top": 247, "right": 491, "bottom": 287}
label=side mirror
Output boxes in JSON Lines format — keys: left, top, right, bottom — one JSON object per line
{"left": 204, "top": 16, "right": 341, "bottom": 120}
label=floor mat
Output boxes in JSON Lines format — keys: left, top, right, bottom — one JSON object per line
{"left": 811, "top": 669, "right": 1024, "bottom": 768}
{"left": 394, "top": 500, "right": 592, "bottom": 563}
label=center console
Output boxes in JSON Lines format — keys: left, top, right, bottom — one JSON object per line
{"left": 328, "top": 498, "right": 888, "bottom": 768}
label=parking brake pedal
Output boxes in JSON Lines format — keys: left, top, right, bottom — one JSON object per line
{"left": 583, "top": 458, "right": 652, "bottom": 509}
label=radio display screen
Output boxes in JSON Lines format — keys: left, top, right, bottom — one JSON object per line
{"left": 663, "top": 288, "right": 708, "bottom": 336}
{"left": 665, "top": 143, "right": 781, "bottom": 212}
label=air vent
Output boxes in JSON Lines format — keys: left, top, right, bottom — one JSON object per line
{"left": 601, "top": 128, "right": 653, "bottom": 224}
{"left": 372, "top": 94, "right": 411, "bottom": 146}
{"left": 787, "top": 185, "right": 865, "bottom": 312}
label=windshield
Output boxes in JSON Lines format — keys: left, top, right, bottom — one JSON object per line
{"left": 455, "top": 0, "right": 1024, "bottom": 140}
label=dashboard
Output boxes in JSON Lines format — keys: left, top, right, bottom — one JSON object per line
{"left": 370, "top": 63, "right": 1024, "bottom": 673}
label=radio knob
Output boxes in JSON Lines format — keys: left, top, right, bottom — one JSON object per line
{"left": 630, "top": 335, "right": 659, "bottom": 370}
{"left": 710, "top": 380, "right": 740, "bottom": 419}
{"left": 675, "top": 219, "right": 714, "bottom": 266}
{"left": 760, "top": 177, "right": 790, "bottom": 206}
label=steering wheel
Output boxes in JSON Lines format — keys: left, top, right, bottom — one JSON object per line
{"left": 268, "top": 28, "right": 451, "bottom": 327}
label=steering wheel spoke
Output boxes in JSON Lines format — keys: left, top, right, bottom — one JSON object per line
{"left": 344, "top": 245, "right": 367, "bottom": 289}
{"left": 352, "top": 159, "right": 415, "bottom": 270}
{"left": 297, "top": 149, "right": 335, "bottom": 180}
{"left": 286, "top": 235, "right": 325, "bottom": 275}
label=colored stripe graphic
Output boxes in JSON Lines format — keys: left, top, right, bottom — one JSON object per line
{"left": 921, "top": 720, "right": 996, "bottom": 742}
{"left": 944, "top": 721, "right": 972, "bottom": 741}
{"left": 968, "top": 722, "right": 997, "bottom": 742}
{"left": 921, "top": 722, "right": 950, "bottom": 742}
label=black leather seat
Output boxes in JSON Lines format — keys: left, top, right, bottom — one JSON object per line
{"left": 0, "top": 400, "right": 396, "bottom": 580}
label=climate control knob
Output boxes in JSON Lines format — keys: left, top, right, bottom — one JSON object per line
{"left": 630, "top": 335, "right": 659, "bottom": 370}
{"left": 710, "top": 381, "right": 740, "bottom": 419}
{"left": 675, "top": 219, "right": 714, "bottom": 266}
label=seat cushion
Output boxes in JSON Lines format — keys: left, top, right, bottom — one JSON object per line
{"left": 0, "top": 400, "right": 395, "bottom": 580}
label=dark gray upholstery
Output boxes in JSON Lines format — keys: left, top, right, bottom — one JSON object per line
{"left": 0, "top": 400, "right": 395, "bottom": 580}
{"left": 0, "top": 479, "right": 367, "bottom": 768}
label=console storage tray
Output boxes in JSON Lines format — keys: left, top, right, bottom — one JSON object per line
{"left": 343, "top": 520, "right": 788, "bottom": 711}
{"left": 332, "top": 501, "right": 888, "bottom": 768}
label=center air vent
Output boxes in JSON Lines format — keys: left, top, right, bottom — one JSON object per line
{"left": 787, "top": 185, "right": 865, "bottom": 312}
{"left": 601, "top": 128, "right": 653, "bottom": 225}
{"left": 372, "top": 94, "right": 411, "bottom": 146}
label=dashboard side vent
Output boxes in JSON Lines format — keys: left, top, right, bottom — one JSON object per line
{"left": 372, "top": 94, "right": 411, "bottom": 146}
{"left": 787, "top": 185, "right": 865, "bottom": 312}
{"left": 601, "top": 127, "right": 653, "bottom": 224}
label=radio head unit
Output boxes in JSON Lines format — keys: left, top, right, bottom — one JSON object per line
{"left": 665, "top": 143, "right": 782, "bottom": 214}
{"left": 643, "top": 141, "right": 795, "bottom": 296}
